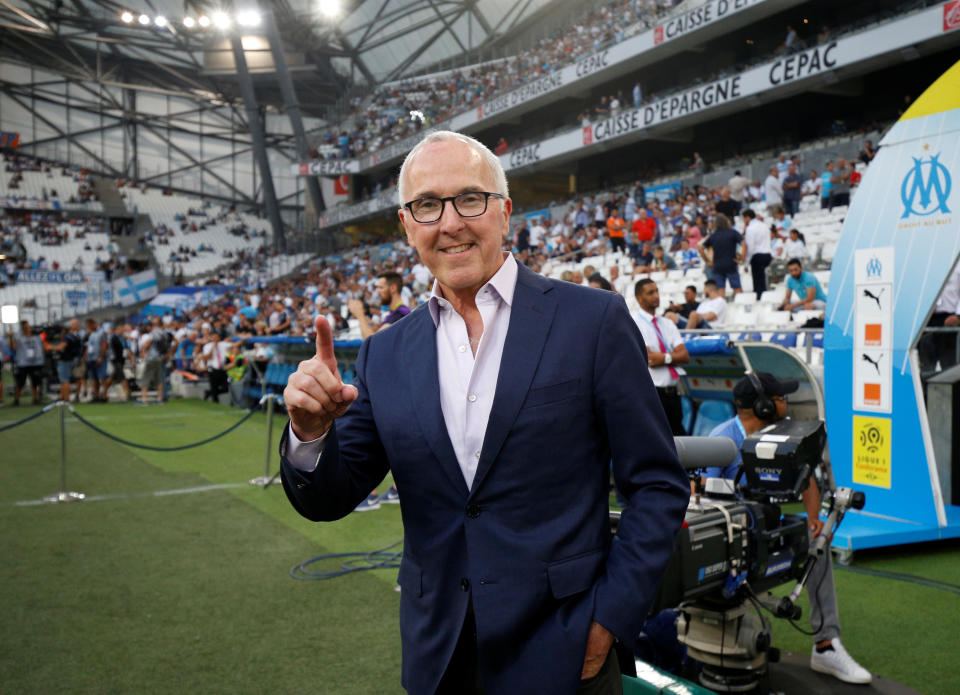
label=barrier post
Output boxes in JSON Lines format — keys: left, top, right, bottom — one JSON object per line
{"left": 250, "top": 394, "right": 280, "bottom": 487}
{"left": 44, "top": 401, "right": 85, "bottom": 503}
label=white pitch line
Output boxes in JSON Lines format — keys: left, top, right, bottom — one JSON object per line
{"left": 12, "top": 482, "right": 251, "bottom": 507}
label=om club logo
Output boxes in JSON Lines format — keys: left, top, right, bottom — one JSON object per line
{"left": 900, "top": 151, "right": 951, "bottom": 219}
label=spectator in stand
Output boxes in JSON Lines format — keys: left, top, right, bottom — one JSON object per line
{"left": 821, "top": 161, "right": 835, "bottom": 210}
{"left": 783, "top": 229, "right": 808, "bottom": 261}
{"left": 714, "top": 187, "right": 739, "bottom": 218}
{"left": 778, "top": 258, "right": 827, "bottom": 313}
{"left": 675, "top": 239, "right": 699, "bottom": 272}
{"left": 650, "top": 244, "right": 676, "bottom": 272}
{"left": 666, "top": 279, "right": 727, "bottom": 329}
{"left": 782, "top": 163, "right": 803, "bottom": 216}
{"left": 528, "top": 216, "right": 547, "bottom": 250}
{"left": 830, "top": 158, "right": 853, "bottom": 209}
{"left": 764, "top": 166, "right": 783, "bottom": 208}
{"left": 689, "top": 151, "right": 706, "bottom": 175}
{"left": 348, "top": 271, "right": 411, "bottom": 340}
{"left": 494, "top": 137, "right": 508, "bottom": 156}
{"left": 665, "top": 286, "right": 699, "bottom": 322}
{"left": 776, "top": 154, "right": 790, "bottom": 181}
{"left": 859, "top": 139, "right": 877, "bottom": 164}
{"left": 634, "top": 242, "right": 655, "bottom": 273}
{"left": 802, "top": 170, "right": 821, "bottom": 198}
{"left": 632, "top": 207, "right": 657, "bottom": 247}
{"left": 606, "top": 206, "right": 627, "bottom": 254}
{"left": 742, "top": 208, "right": 773, "bottom": 300}
{"left": 699, "top": 213, "right": 744, "bottom": 295}
{"left": 728, "top": 170, "right": 749, "bottom": 209}
{"left": 588, "top": 272, "right": 613, "bottom": 291}
{"left": 633, "top": 81, "right": 643, "bottom": 108}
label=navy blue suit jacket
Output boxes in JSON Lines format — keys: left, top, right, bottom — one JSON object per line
{"left": 280, "top": 263, "right": 688, "bottom": 694}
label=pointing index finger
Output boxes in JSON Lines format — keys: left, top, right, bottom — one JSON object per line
{"left": 314, "top": 315, "right": 336, "bottom": 363}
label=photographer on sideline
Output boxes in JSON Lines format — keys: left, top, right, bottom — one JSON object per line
{"left": 701, "top": 372, "right": 871, "bottom": 684}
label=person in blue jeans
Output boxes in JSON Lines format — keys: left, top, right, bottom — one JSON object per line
{"left": 698, "top": 213, "right": 744, "bottom": 295}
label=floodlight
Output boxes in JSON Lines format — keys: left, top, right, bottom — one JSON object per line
{"left": 138, "top": 14, "right": 150, "bottom": 25}
{"left": 212, "top": 11, "right": 231, "bottom": 29}
{"left": 236, "top": 10, "right": 261, "bottom": 27}
{"left": 318, "top": 0, "right": 340, "bottom": 19}
{"left": 198, "top": 15, "right": 211, "bottom": 27}
{"left": 154, "top": 15, "right": 168, "bottom": 27}
{"left": 183, "top": 16, "right": 195, "bottom": 28}
{"left": 121, "top": 11, "right": 133, "bottom": 23}
{"left": 1, "top": 304, "right": 18, "bottom": 325}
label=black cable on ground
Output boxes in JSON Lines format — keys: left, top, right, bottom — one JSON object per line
{"left": 290, "top": 540, "right": 404, "bottom": 581}
{"left": 0, "top": 405, "right": 53, "bottom": 433}
{"left": 835, "top": 564, "right": 960, "bottom": 595}
{"left": 67, "top": 401, "right": 262, "bottom": 451}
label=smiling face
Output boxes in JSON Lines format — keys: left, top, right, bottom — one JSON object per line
{"left": 398, "top": 139, "right": 511, "bottom": 306}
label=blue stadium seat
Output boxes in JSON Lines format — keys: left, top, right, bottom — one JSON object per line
{"left": 811, "top": 332, "right": 824, "bottom": 348}
{"left": 691, "top": 399, "right": 735, "bottom": 436}
{"left": 769, "top": 332, "right": 798, "bottom": 348}
{"left": 680, "top": 396, "right": 695, "bottom": 435}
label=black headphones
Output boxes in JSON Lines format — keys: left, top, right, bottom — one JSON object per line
{"left": 746, "top": 371, "right": 777, "bottom": 421}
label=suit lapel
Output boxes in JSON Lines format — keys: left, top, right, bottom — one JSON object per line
{"left": 402, "top": 306, "right": 471, "bottom": 496}
{"left": 469, "top": 265, "right": 557, "bottom": 497}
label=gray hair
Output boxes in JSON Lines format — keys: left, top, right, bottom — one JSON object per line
{"left": 397, "top": 130, "right": 509, "bottom": 206}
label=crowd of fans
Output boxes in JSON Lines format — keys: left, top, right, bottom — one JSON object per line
{"left": 313, "top": 0, "right": 676, "bottom": 160}
{"left": 1, "top": 135, "right": 863, "bottom": 406}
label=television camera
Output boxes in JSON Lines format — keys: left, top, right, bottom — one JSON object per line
{"left": 639, "top": 423, "right": 864, "bottom": 692}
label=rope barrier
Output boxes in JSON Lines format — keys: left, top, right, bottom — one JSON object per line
{"left": 64, "top": 400, "right": 265, "bottom": 451}
{"left": 0, "top": 402, "right": 61, "bottom": 433}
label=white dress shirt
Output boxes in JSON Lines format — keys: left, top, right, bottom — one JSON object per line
{"left": 287, "top": 254, "right": 518, "bottom": 493}
{"left": 744, "top": 218, "right": 772, "bottom": 262}
{"left": 633, "top": 307, "right": 685, "bottom": 387}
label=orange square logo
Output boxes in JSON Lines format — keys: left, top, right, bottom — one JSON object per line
{"left": 864, "top": 383, "right": 881, "bottom": 405}
{"left": 864, "top": 323, "right": 882, "bottom": 346}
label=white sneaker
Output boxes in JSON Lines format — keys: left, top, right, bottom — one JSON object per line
{"left": 810, "top": 638, "right": 872, "bottom": 684}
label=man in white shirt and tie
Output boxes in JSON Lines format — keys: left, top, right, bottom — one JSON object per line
{"left": 633, "top": 279, "right": 690, "bottom": 435}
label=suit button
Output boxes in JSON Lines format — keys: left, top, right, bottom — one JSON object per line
{"left": 466, "top": 504, "right": 480, "bottom": 518}
{"left": 461, "top": 578, "right": 470, "bottom": 592}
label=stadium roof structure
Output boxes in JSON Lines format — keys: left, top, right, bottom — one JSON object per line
{"left": 0, "top": 0, "right": 555, "bottom": 117}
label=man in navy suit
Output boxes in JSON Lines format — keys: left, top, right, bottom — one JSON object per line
{"left": 280, "top": 131, "right": 688, "bottom": 695}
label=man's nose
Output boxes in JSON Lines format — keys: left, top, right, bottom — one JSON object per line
{"left": 437, "top": 198, "right": 465, "bottom": 233}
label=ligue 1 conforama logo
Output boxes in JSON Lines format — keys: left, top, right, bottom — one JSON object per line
{"left": 582, "top": 126, "right": 593, "bottom": 146}
{"left": 900, "top": 151, "right": 951, "bottom": 218}
{"left": 945, "top": 0, "right": 960, "bottom": 31}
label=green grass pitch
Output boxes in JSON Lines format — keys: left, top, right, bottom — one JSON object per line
{"left": 1, "top": 399, "right": 957, "bottom": 694}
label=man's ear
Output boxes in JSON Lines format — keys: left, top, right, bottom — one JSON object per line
{"left": 399, "top": 209, "right": 416, "bottom": 249}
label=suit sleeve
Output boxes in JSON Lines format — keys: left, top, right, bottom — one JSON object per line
{"left": 590, "top": 294, "right": 689, "bottom": 646}
{"left": 279, "top": 337, "right": 390, "bottom": 522}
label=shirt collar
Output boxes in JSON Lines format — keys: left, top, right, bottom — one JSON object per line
{"left": 637, "top": 306, "right": 656, "bottom": 323}
{"left": 427, "top": 252, "right": 518, "bottom": 327}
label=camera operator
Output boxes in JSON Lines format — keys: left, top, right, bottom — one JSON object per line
{"left": 701, "top": 372, "right": 871, "bottom": 684}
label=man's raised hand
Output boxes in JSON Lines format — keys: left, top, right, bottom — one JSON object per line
{"left": 284, "top": 316, "right": 358, "bottom": 441}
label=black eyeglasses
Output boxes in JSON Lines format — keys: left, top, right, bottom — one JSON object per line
{"left": 403, "top": 191, "right": 504, "bottom": 223}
